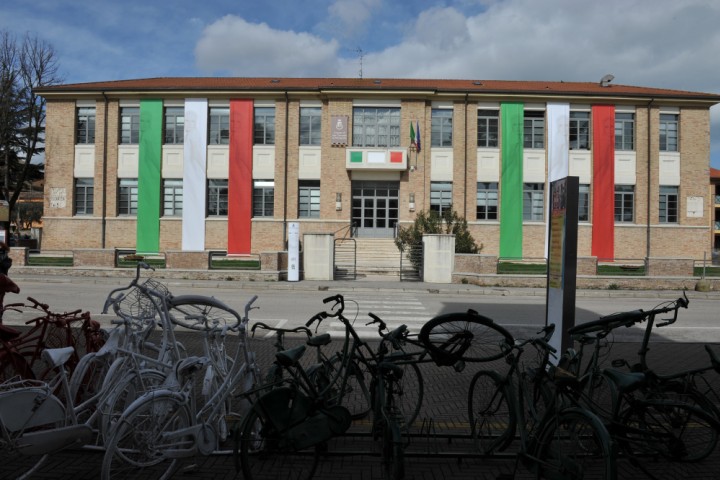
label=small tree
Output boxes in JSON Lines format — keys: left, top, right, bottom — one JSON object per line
{"left": 15, "top": 201, "right": 42, "bottom": 231}
{"left": 395, "top": 209, "right": 482, "bottom": 269}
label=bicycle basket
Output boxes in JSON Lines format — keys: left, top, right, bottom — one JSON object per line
{"left": 115, "top": 278, "right": 169, "bottom": 320}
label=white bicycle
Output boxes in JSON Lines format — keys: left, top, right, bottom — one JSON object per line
{"left": 101, "top": 294, "right": 261, "bottom": 479}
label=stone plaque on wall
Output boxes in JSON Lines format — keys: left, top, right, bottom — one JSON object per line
{"left": 686, "top": 196, "right": 703, "bottom": 217}
{"left": 50, "top": 187, "right": 67, "bottom": 209}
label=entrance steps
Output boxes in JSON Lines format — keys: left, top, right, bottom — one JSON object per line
{"left": 335, "top": 237, "right": 403, "bottom": 278}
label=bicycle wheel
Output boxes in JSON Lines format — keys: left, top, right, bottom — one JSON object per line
{"left": 418, "top": 311, "right": 513, "bottom": 364}
{"left": 101, "top": 394, "right": 193, "bottom": 480}
{"left": 468, "top": 370, "right": 516, "bottom": 454}
{"left": 369, "top": 362, "right": 423, "bottom": 428}
{"left": 620, "top": 399, "right": 719, "bottom": 462}
{"left": 238, "top": 405, "right": 320, "bottom": 480}
{"left": 98, "top": 368, "right": 167, "bottom": 443}
{"left": 0, "top": 350, "right": 34, "bottom": 382}
{"left": 339, "top": 358, "right": 372, "bottom": 420}
{"left": 381, "top": 414, "right": 405, "bottom": 480}
{"left": 534, "top": 408, "right": 616, "bottom": 480}
{"left": 68, "top": 352, "right": 111, "bottom": 408}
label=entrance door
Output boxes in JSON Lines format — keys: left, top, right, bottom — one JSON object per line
{"left": 352, "top": 181, "right": 399, "bottom": 238}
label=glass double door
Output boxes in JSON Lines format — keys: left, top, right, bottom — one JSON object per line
{"left": 352, "top": 181, "right": 399, "bottom": 238}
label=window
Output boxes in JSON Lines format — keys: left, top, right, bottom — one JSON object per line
{"left": 253, "top": 180, "right": 274, "bottom": 217}
{"left": 74, "top": 178, "right": 94, "bottom": 215}
{"left": 523, "top": 183, "right": 544, "bottom": 221}
{"left": 477, "top": 109, "right": 499, "bottom": 148}
{"left": 120, "top": 107, "right": 140, "bottom": 144}
{"left": 431, "top": 109, "right": 453, "bottom": 147}
{"left": 300, "top": 107, "right": 322, "bottom": 146}
{"left": 615, "top": 112, "right": 635, "bottom": 151}
{"left": 430, "top": 182, "right": 452, "bottom": 216}
{"left": 660, "top": 113, "right": 679, "bottom": 152}
{"left": 569, "top": 111, "right": 590, "bottom": 150}
{"left": 207, "top": 179, "right": 228, "bottom": 216}
{"left": 118, "top": 178, "right": 138, "bottom": 215}
{"left": 578, "top": 184, "right": 590, "bottom": 222}
{"left": 164, "top": 107, "right": 184, "bottom": 144}
{"left": 254, "top": 107, "right": 275, "bottom": 145}
{"left": 523, "top": 110, "right": 545, "bottom": 149}
{"left": 476, "top": 182, "right": 498, "bottom": 220}
{"left": 298, "top": 180, "right": 320, "bottom": 218}
{"left": 614, "top": 185, "right": 634, "bottom": 222}
{"left": 76, "top": 107, "right": 95, "bottom": 144}
{"left": 163, "top": 179, "right": 183, "bottom": 216}
{"left": 659, "top": 186, "right": 678, "bottom": 223}
{"left": 352, "top": 107, "right": 401, "bottom": 147}
{"left": 209, "top": 107, "right": 230, "bottom": 145}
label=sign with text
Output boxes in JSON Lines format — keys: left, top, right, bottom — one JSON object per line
{"left": 546, "top": 176, "right": 579, "bottom": 358}
{"left": 288, "top": 222, "right": 300, "bottom": 282}
{"left": 331, "top": 115, "right": 348, "bottom": 146}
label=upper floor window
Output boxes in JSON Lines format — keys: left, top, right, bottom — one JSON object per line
{"left": 615, "top": 185, "right": 634, "bottom": 222}
{"left": 300, "top": 107, "right": 322, "bottom": 146}
{"left": 352, "top": 107, "right": 400, "bottom": 148}
{"left": 659, "top": 113, "right": 679, "bottom": 152}
{"left": 163, "top": 179, "right": 183, "bottom": 216}
{"left": 659, "top": 185, "right": 678, "bottom": 223}
{"left": 578, "top": 184, "right": 590, "bottom": 222}
{"left": 430, "top": 182, "right": 453, "bottom": 216}
{"left": 523, "top": 110, "right": 545, "bottom": 149}
{"left": 74, "top": 178, "right": 94, "bottom": 215}
{"left": 431, "top": 109, "right": 453, "bottom": 147}
{"left": 164, "top": 107, "right": 184, "bottom": 144}
{"left": 523, "top": 183, "right": 544, "bottom": 221}
{"left": 254, "top": 107, "right": 275, "bottom": 145}
{"left": 118, "top": 178, "right": 138, "bottom": 215}
{"left": 76, "top": 107, "right": 96, "bottom": 144}
{"left": 477, "top": 109, "right": 499, "bottom": 148}
{"left": 476, "top": 182, "right": 498, "bottom": 220}
{"left": 299, "top": 180, "right": 320, "bottom": 218}
{"left": 569, "top": 111, "right": 590, "bottom": 150}
{"left": 615, "top": 112, "right": 635, "bottom": 151}
{"left": 120, "top": 107, "right": 140, "bottom": 144}
{"left": 209, "top": 107, "right": 230, "bottom": 145}
{"left": 207, "top": 179, "right": 228, "bottom": 216}
{"left": 253, "top": 180, "right": 275, "bottom": 217}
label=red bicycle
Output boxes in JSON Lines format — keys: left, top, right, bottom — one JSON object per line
{"left": 0, "top": 274, "right": 106, "bottom": 381}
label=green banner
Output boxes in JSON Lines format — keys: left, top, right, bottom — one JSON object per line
{"left": 136, "top": 99, "right": 162, "bottom": 254}
{"left": 499, "top": 102, "right": 524, "bottom": 258}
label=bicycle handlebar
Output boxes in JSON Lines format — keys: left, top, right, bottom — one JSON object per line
{"left": 101, "top": 261, "right": 155, "bottom": 313}
{"left": 366, "top": 312, "right": 387, "bottom": 335}
{"left": 251, "top": 321, "right": 312, "bottom": 337}
{"left": 321, "top": 294, "right": 344, "bottom": 317}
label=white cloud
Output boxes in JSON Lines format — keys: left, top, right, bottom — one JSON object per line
{"left": 195, "top": 15, "right": 340, "bottom": 77}
{"left": 328, "top": 0, "right": 382, "bottom": 36}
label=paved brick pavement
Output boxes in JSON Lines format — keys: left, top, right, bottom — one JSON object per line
{"left": 3, "top": 318, "right": 720, "bottom": 479}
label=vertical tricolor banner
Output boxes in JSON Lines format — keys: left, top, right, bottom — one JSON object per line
{"left": 228, "top": 99, "right": 253, "bottom": 254}
{"left": 546, "top": 103, "right": 570, "bottom": 256}
{"left": 136, "top": 99, "right": 162, "bottom": 254}
{"left": 182, "top": 98, "right": 208, "bottom": 251}
{"left": 499, "top": 102, "right": 524, "bottom": 258}
{"left": 591, "top": 105, "right": 615, "bottom": 261}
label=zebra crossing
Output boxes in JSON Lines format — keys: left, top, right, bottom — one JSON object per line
{"left": 322, "top": 293, "right": 432, "bottom": 339}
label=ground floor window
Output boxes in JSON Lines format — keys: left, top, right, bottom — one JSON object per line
{"left": 523, "top": 183, "right": 544, "bottom": 221}
{"left": 430, "top": 182, "right": 452, "bottom": 216}
{"left": 476, "top": 182, "right": 498, "bottom": 220}
{"left": 659, "top": 185, "right": 678, "bottom": 223}
{"left": 615, "top": 185, "right": 634, "bottom": 223}
{"left": 118, "top": 178, "right": 138, "bottom": 215}
{"left": 74, "top": 178, "right": 94, "bottom": 215}
{"left": 207, "top": 179, "right": 228, "bottom": 216}
{"left": 578, "top": 184, "right": 590, "bottom": 222}
{"left": 253, "top": 180, "right": 274, "bottom": 217}
{"left": 298, "top": 180, "right": 320, "bottom": 218}
{"left": 163, "top": 179, "right": 183, "bottom": 216}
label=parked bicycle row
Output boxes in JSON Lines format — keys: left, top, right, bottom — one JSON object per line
{"left": 1, "top": 263, "right": 720, "bottom": 480}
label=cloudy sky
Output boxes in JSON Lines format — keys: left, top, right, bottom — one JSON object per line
{"left": 3, "top": 0, "right": 720, "bottom": 168}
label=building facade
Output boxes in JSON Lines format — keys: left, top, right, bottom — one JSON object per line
{"left": 36, "top": 78, "right": 720, "bottom": 261}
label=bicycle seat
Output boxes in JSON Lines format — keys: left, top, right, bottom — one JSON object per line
{"left": 41, "top": 346, "right": 75, "bottom": 369}
{"left": 602, "top": 368, "right": 646, "bottom": 394}
{"left": 0, "top": 324, "right": 21, "bottom": 341}
{"left": 307, "top": 333, "right": 331, "bottom": 347}
{"left": 276, "top": 344, "right": 306, "bottom": 367}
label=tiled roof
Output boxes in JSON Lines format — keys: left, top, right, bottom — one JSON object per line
{"left": 711, "top": 168, "right": 720, "bottom": 179}
{"left": 35, "top": 77, "right": 720, "bottom": 102}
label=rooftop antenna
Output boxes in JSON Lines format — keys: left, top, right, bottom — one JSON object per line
{"left": 599, "top": 74, "right": 614, "bottom": 87}
{"left": 356, "top": 47, "right": 364, "bottom": 79}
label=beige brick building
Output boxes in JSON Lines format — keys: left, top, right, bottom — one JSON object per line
{"left": 35, "top": 78, "right": 720, "bottom": 262}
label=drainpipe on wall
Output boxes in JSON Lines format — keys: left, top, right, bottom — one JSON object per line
{"left": 101, "top": 92, "right": 109, "bottom": 249}
{"left": 463, "top": 94, "right": 469, "bottom": 218}
{"left": 646, "top": 98, "right": 655, "bottom": 260}
{"left": 283, "top": 91, "right": 289, "bottom": 249}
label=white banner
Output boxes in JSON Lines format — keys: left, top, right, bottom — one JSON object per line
{"left": 182, "top": 98, "right": 208, "bottom": 251}
{"left": 545, "top": 103, "right": 569, "bottom": 256}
